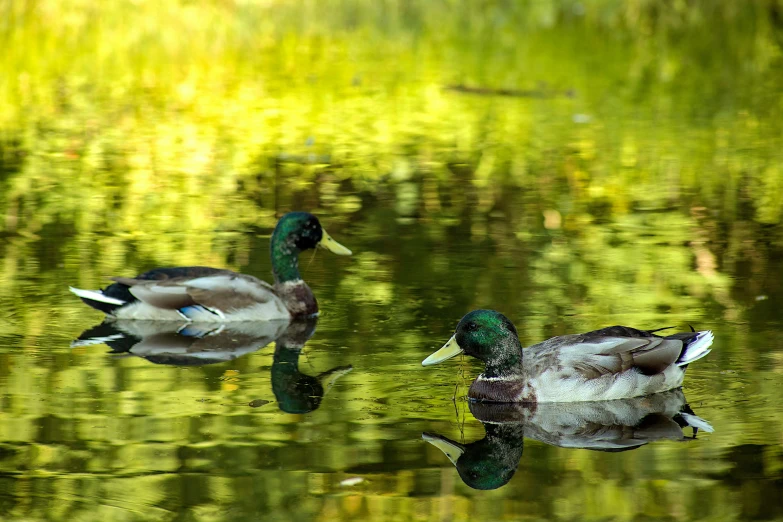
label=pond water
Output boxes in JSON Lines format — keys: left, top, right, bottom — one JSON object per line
{"left": 1, "top": 206, "right": 782, "bottom": 521}
{"left": 2, "top": 1, "right": 783, "bottom": 521}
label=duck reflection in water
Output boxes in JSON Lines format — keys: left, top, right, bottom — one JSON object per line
{"left": 270, "top": 319, "right": 353, "bottom": 414}
{"left": 73, "top": 318, "right": 352, "bottom": 412}
{"left": 73, "top": 319, "right": 290, "bottom": 365}
{"left": 423, "top": 389, "right": 713, "bottom": 490}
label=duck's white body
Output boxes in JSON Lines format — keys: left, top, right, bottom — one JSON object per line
{"left": 70, "top": 271, "right": 292, "bottom": 322}
{"left": 107, "top": 299, "right": 290, "bottom": 322}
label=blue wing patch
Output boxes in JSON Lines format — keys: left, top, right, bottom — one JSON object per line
{"left": 178, "top": 305, "right": 225, "bottom": 321}
{"left": 178, "top": 305, "right": 204, "bottom": 320}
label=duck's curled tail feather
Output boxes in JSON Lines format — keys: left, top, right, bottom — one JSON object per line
{"left": 676, "top": 330, "right": 714, "bottom": 366}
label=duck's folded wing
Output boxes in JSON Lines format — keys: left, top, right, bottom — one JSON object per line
{"left": 186, "top": 274, "right": 279, "bottom": 311}
{"left": 112, "top": 277, "right": 196, "bottom": 310}
{"left": 556, "top": 333, "right": 684, "bottom": 377}
{"left": 112, "top": 273, "right": 280, "bottom": 312}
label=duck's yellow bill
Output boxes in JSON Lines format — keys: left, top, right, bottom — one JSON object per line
{"left": 319, "top": 229, "right": 352, "bottom": 255}
{"left": 422, "top": 433, "right": 465, "bottom": 465}
{"left": 422, "top": 335, "right": 463, "bottom": 366}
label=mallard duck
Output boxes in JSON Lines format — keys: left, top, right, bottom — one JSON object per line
{"left": 423, "top": 389, "right": 712, "bottom": 490}
{"left": 69, "top": 212, "right": 351, "bottom": 321}
{"left": 422, "top": 309, "right": 714, "bottom": 402}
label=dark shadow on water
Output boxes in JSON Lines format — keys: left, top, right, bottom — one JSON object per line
{"left": 423, "top": 389, "right": 712, "bottom": 490}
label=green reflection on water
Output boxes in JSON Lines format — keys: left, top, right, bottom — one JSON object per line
{"left": 1, "top": 0, "right": 783, "bottom": 520}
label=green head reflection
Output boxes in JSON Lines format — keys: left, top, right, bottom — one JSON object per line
{"left": 423, "top": 424, "right": 524, "bottom": 490}
{"left": 271, "top": 318, "right": 353, "bottom": 414}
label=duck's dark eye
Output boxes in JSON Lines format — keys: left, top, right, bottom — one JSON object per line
{"left": 466, "top": 322, "right": 479, "bottom": 332}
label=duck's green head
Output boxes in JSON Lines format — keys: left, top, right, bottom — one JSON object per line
{"left": 271, "top": 212, "right": 351, "bottom": 283}
{"left": 422, "top": 430, "right": 521, "bottom": 490}
{"left": 422, "top": 310, "right": 521, "bottom": 373}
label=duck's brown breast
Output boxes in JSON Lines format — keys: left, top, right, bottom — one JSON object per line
{"left": 469, "top": 377, "right": 534, "bottom": 403}
{"left": 275, "top": 280, "right": 318, "bottom": 317}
